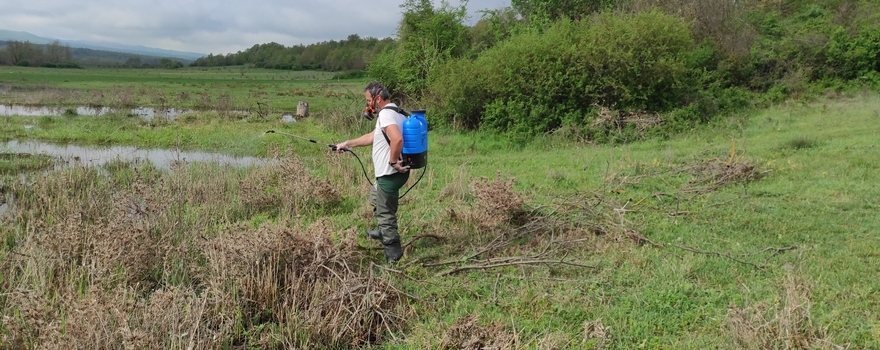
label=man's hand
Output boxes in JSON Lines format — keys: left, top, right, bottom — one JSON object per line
{"left": 391, "top": 160, "right": 410, "bottom": 173}
{"left": 333, "top": 141, "right": 350, "bottom": 153}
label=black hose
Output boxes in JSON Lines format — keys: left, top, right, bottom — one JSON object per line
{"left": 398, "top": 165, "right": 425, "bottom": 200}
{"left": 265, "top": 129, "right": 423, "bottom": 198}
{"left": 346, "top": 149, "right": 375, "bottom": 187}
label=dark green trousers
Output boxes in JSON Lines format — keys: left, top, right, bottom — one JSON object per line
{"left": 370, "top": 172, "right": 409, "bottom": 245}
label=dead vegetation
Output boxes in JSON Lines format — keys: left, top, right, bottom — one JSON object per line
{"left": 681, "top": 158, "right": 767, "bottom": 194}
{"left": 439, "top": 315, "right": 519, "bottom": 350}
{"left": 591, "top": 105, "right": 665, "bottom": 136}
{"left": 240, "top": 151, "right": 341, "bottom": 216}
{"left": 0, "top": 159, "right": 405, "bottom": 349}
{"left": 428, "top": 175, "right": 611, "bottom": 276}
{"left": 726, "top": 269, "right": 845, "bottom": 349}
{"left": 201, "top": 220, "right": 409, "bottom": 347}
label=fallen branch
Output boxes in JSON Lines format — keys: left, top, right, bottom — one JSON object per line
{"left": 669, "top": 244, "right": 798, "bottom": 269}
{"left": 435, "top": 258, "right": 596, "bottom": 277}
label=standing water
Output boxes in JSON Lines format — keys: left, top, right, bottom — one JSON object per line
{"left": 1, "top": 140, "right": 265, "bottom": 170}
{"left": 0, "top": 104, "right": 190, "bottom": 120}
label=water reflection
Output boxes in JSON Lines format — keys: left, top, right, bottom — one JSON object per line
{"left": 0, "top": 104, "right": 189, "bottom": 120}
{"left": 1, "top": 140, "right": 265, "bottom": 170}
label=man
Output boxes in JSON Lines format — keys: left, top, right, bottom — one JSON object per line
{"left": 335, "top": 82, "right": 410, "bottom": 263}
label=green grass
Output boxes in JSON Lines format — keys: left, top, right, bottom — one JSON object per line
{"left": 0, "top": 153, "right": 54, "bottom": 174}
{"left": 0, "top": 66, "right": 366, "bottom": 113}
{"left": 383, "top": 93, "right": 880, "bottom": 348}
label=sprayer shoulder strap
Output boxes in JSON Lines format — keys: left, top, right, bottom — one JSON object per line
{"left": 379, "top": 106, "right": 410, "bottom": 145}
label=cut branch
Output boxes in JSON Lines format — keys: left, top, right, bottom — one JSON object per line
{"left": 435, "top": 258, "right": 597, "bottom": 277}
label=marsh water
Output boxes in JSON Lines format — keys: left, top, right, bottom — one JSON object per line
{"left": 0, "top": 140, "right": 268, "bottom": 218}
{"left": 1, "top": 140, "right": 265, "bottom": 170}
{"left": 0, "top": 104, "right": 296, "bottom": 122}
{"left": 0, "top": 104, "right": 280, "bottom": 218}
{"left": 0, "top": 104, "right": 191, "bottom": 120}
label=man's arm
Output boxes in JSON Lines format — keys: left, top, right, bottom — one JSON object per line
{"left": 341, "top": 131, "right": 373, "bottom": 148}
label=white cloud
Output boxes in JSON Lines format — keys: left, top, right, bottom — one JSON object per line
{"left": 0, "top": 0, "right": 510, "bottom": 55}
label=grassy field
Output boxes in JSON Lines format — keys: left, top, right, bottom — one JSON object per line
{"left": 1, "top": 69, "right": 879, "bottom": 349}
{"left": 0, "top": 66, "right": 364, "bottom": 113}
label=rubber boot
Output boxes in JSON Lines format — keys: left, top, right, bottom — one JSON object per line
{"left": 366, "top": 228, "right": 382, "bottom": 241}
{"left": 383, "top": 241, "right": 403, "bottom": 263}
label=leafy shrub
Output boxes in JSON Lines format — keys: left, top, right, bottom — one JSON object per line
{"left": 367, "top": 0, "right": 469, "bottom": 101}
{"left": 428, "top": 11, "right": 696, "bottom": 133}
{"left": 824, "top": 26, "right": 880, "bottom": 80}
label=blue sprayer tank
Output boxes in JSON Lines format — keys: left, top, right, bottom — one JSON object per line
{"left": 402, "top": 109, "right": 428, "bottom": 169}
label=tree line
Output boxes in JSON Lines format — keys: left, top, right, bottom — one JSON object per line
{"left": 0, "top": 40, "right": 189, "bottom": 68}
{"left": 190, "top": 35, "right": 395, "bottom": 71}
{"left": 0, "top": 40, "right": 78, "bottom": 68}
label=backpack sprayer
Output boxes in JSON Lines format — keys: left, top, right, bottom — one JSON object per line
{"left": 264, "top": 107, "right": 428, "bottom": 198}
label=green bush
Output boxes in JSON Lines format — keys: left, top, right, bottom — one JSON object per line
{"left": 367, "top": 0, "right": 469, "bottom": 101}
{"left": 428, "top": 11, "right": 696, "bottom": 133}
{"left": 825, "top": 26, "right": 880, "bottom": 80}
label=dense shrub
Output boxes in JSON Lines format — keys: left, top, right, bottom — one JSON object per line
{"left": 825, "top": 26, "right": 880, "bottom": 80}
{"left": 428, "top": 11, "right": 696, "bottom": 133}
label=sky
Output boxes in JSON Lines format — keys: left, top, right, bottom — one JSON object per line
{"left": 0, "top": 0, "right": 511, "bottom": 55}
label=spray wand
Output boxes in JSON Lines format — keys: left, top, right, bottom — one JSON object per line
{"left": 264, "top": 129, "right": 425, "bottom": 199}
{"left": 265, "top": 130, "right": 374, "bottom": 186}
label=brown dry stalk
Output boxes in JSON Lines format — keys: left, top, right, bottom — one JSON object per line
{"left": 725, "top": 269, "right": 844, "bottom": 349}
{"left": 1, "top": 162, "right": 412, "bottom": 348}
{"left": 440, "top": 315, "right": 519, "bottom": 350}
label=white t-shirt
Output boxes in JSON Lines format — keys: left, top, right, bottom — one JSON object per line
{"left": 372, "top": 103, "right": 407, "bottom": 178}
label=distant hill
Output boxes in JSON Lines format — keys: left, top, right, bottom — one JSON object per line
{"left": 0, "top": 29, "right": 50, "bottom": 44}
{"left": 0, "top": 29, "right": 206, "bottom": 61}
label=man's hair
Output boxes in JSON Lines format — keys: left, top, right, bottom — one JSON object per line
{"left": 364, "top": 81, "right": 390, "bottom": 100}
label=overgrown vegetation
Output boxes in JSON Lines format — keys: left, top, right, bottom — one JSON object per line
{"left": 371, "top": 0, "right": 880, "bottom": 137}
{"left": 1, "top": 0, "right": 879, "bottom": 348}
{"left": 1, "top": 90, "right": 878, "bottom": 348}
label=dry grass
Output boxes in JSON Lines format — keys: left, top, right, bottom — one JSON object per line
{"left": 460, "top": 174, "right": 527, "bottom": 231}
{"left": 681, "top": 158, "right": 765, "bottom": 194}
{"left": 0, "top": 159, "right": 407, "bottom": 349}
{"left": 725, "top": 269, "right": 843, "bottom": 349}
{"left": 439, "top": 315, "right": 519, "bottom": 350}
{"left": 240, "top": 151, "right": 341, "bottom": 216}
{"left": 591, "top": 106, "right": 665, "bottom": 136}
{"left": 202, "top": 220, "right": 408, "bottom": 347}
{"left": 582, "top": 319, "right": 610, "bottom": 349}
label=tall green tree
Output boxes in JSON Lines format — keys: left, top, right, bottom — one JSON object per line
{"left": 468, "top": 7, "right": 521, "bottom": 56}
{"left": 367, "top": 0, "right": 469, "bottom": 100}
{"left": 512, "top": 0, "right": 614, "bottom": 21}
